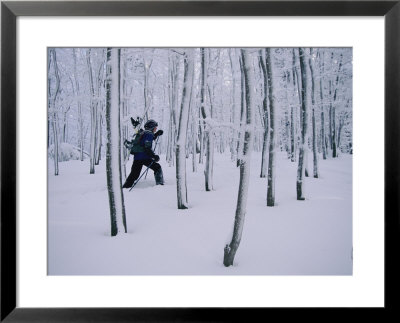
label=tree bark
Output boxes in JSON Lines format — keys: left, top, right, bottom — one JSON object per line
{"left": 258, "top": 50, "right": 269, "bottom": 178}
{"left": 176, "top": 49, "right": 194, "bottom": 209}
{"left": 205, "top": 85, "right": 215, "bottom": 191}
{"left": 200, "top": 48, "right": 215, "bottom": 191}
{"left": 224, "top": 49, "right": 255, "bottom": 267}
{"left": 331, "top": 53, "right": 343, "bottom": 158}
{"left": 309, "top": 48, "right": 319, "bottom": 178}
{"left": 105, "top": 47, "right": 127, "bottom": 236}
{"left": 72, "top": 49, "right": 85, "bottom": 162}
{"left": 228, "top": 48, "right": 239, "bottom": 162}
{"left": 86, "top": 49, "right": 97, "bottom": 174}
{"left": 290, "top": 49, "right": 299, "bottom": 163}
{"left": 49, "top": 48, "right": 60, "bottom": 176}
{"left": 265, "top": 48, "right": 276, "bottom": 206}
{"left": 318, "top": 51, "right": 327, "bottom": 160}
{"left": 95, "top": 56, "right": 105, "bottom": 165}
{"left": 296, "top": 48, "right": 310, "bottom": 201}
{"left": 236, "top": 54, "right": 246, "bottom": 167}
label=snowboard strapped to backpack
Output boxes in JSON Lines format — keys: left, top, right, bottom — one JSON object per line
{"left": 125, "top": 129, "right": 153, "bottom": 154}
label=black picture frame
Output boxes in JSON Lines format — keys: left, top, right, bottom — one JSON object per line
{"left": 1, "top": 0, "right": 399, "bottom": 321}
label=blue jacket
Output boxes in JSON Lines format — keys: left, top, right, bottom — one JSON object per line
{"left": 134, "top": 130, "right": 155, "bottom": 160}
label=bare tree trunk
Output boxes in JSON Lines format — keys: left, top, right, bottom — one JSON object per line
{"left": 228, "top": 48, "right": 238, "bottom": 162}
{"left": 49, "top": 48, "right": 60, "bottom": 176}
{"left": 265, "top": 48, "right": 277, "bottom": 206}
{"left": 224, "top": 49, "right": 255, "bottom": 267}
{"left": 61, "top": 105, "right": 70, "bottom": 144}
{"left": 309, "top": 48, "right": 319, "bottom": 178}
{"left": 198, "top": 121, "right": 205, "bottom": 164}
{"left": 86, "top": 49, "right": 97, "bottom": 174}
{"left": 176, "top": 49, "right": 194, "bottom": 209}
{"left": 332, "top": 105, "right": 337, "bottom": 157}
{"left": 296, "top": 48, "right": 310, "bottom": 201}
{"left": 205, "top": 85, "right": 215, "bottom": 191}
{"left": 120, "top": 49, "right": 129, "bottom": 178}
{"left": 188, "top": 52, "right": 198, "bottom": 173}
{"left": 199, "top": 48, "right": 214, "bottom": 191}
{"left": 331, "top": 53, "right": 343, "bottom": 158}
{"left": 337, "top": 113, "right": 345, "bottom": 153}
{"left": 105, "top": 47, "right": 127, "bottom": 236}
{"left": 73, "top": 49, "right": 84, "bottom": 161}
{"left": 167, "top": 51, "right": 178, "bottom": 167}
{"left": 295, "top": 49, "right": 310, "bottom": 178}
{"left": 318, "top": 51, "right": 327, "bottom": 160}
{"left": 199, "top": 48, "right": 206, "bottom": 164}
{"left": 95, "top": 57, "right": 105, "bottom": 165}
{"left": 205, "top": 129, "right": 214, "bottom": 191}
{"left": 191, "top": 115, "right": 198, "bottom": 172}
{"left": 95, "top": 103, "right": 103, "bottom": 165}
{"left": 236, "top": 54, "right": 246, "bottom": 167}
{"left": 291, "top": 49, "right": 299, "bottom": 162}
{"left": 284, "top": 80, "right": 291, "bottom": 160}
{"left": 258, "top": 49, "right": 269, "bottom": 178}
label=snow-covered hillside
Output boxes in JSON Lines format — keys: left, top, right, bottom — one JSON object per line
{"left": 48, "top": 152, "right": 352, "bottom": 275}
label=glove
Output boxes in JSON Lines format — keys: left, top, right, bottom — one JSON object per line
{"left": 153, "top": 155, "right": 160, "bottom": 162}
{"left": 154, "top": 130, "right": 164, "bottom": 138}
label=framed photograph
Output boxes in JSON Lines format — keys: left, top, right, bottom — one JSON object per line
{"left": 1, "top": 0, "right": 399, "bottom": 321}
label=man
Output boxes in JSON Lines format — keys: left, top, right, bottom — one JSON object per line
{"left": 122, "top": 119, "right": 164, "bottom": 188}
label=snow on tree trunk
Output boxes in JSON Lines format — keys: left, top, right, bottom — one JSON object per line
{"left": 191, "top": 116, "right": 198, "bottom": 173}
{"left": 205, "top": 129, "right": 214, "bottom": 191}
{"left": 331, "top": 53, "right": 343, "bottom": 158}
{"left": 199, "top": 48, "right": 214, "bottom": 191}
{"left": 284, "top": 93, "right": 291, "bottom": 160}
{"left": 105, "top": 48, "right": 127, "bottom": 236}
{"left": 119, "top": 49, "right": 128, "bottom": 179}
{"left": 167, "top": 51, "right": 179, "bottom": 167}
{"left": 318, "top": 51, "right": 327, "bottom": 160}
{"left": 224, "top": 49, "right": 255, "bottom": 267}
{"left": 309, "top": 48, "right": 319, "bottom": 178}
{"left": 290, "top": 103, "right": 296, "bottom": 162}
{"left": 49, "top": 48, "right": 60, "bottom": 176}
{"left": 228, "top": 48, "right": 239, "bottom": 162}
{"left": 265, "top": 48, "right": 277, "bottom": 207}
{"left": 77, "top": 102, "right": 84, "bottom": 161}
{"left": 291, "top": 50, "right": 299, "bottom": 163}
{"left": 205, "top": 85, "right": 216, "bottom": 191}
{"left": 72, "top": 49, "right": 84, "bottom": 162}
{"left": 95, "top": 104, "right": 103, "bottom": 165}
{"left": 332, "top": 105, "right": 337, "bottom": 157}
{"left": 188, "top": 52, "right": 198, "bottom": 174}
{"left": 328, "top": 79, "right": 333, "bottom": 153}
{"left": 296, "top": 48, "right": 310, "bottom": 201}
{"left": 86, "top": 49, "right": 97, "bottom": 174}
{"left": 94, "top": 57, "right": 105, "bottom": 166}
{"left": 176, "top": 49, "right": 194, "bottom": 209}
{"left": 236, "top": 54, "right": 246, "bottom": 167}
{"left": 258, "top": 49, "right": 269, "bottom": 178}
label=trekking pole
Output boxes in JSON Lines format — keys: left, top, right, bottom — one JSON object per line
{"left": 129, "top": 161, "right": 154, "bottom": 192}
{"left": 144, "top": 137, "right": 160, "bottom": 180}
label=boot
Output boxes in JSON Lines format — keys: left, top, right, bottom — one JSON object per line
{"left": 154, "top": 168, "right": 164, "bottom": 185}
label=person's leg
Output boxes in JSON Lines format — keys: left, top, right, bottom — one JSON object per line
{"left": 142, "top": 160, "right": 164, "bottom": 185}
{"left": 146, "top": 161, "right": 164, "bottom": 185}
{"left": 122, "top": 160, "right": 143, "bottom": 188}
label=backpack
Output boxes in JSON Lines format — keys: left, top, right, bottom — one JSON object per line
{"left": 129, "top": 129, "right": 153, "bottom": 154}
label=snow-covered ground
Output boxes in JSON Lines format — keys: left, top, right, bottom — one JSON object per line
{"left": 48, "top": 152, "right": 352, "bottom": 275}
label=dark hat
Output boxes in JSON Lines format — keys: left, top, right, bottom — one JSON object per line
{"left": 144, "top": 119, "right": 158, "bottom": 130}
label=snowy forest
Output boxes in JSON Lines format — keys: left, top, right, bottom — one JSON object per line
{"left": 48, "top": 47, "right": 353, "bottom": 275}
